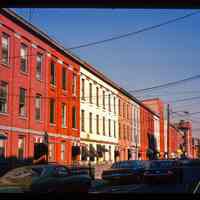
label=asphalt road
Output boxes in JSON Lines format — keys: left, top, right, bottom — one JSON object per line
{"left": 90, "top": 182, "right": 194, "bottom": 193}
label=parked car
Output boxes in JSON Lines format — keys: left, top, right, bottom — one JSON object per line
{"left": 0, "top": 164, "right": 92, "bottom": 193}
{"left": 102, "top": 160, "right": 146, "bottom": 185}
{"left": 143, "top": 160, "right": 181, "bottom": 184}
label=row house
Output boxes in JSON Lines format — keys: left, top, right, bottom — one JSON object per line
{"left": 80, "top": 64, "right": 119, "bottom": 164}
{"left": 168, "top": 124, "right": 184, "bottom": 159}
{"left": 139, "top": 105, "right": 156, "bottom": 160}
{"left": 0, "top": 8, "right": 81, "bottom": 164}
{"left": 142, "top": 98, "right": 165, "bottom": 158}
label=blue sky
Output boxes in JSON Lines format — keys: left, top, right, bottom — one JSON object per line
{"left": 14, "top": 9, "right": 200, "bottom": 136}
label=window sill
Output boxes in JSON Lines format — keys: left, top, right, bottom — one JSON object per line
{"left": 1, "top": 62, "right": 11, "bottom": 68}
{"left": 62, "top": 90, "right": 67, "bottom": 95}
{"left": 50, "top": 123, "right": 56, "bottom": 127}
{"left": 62, "top": 126, "right": 67, "bottom": 129}
{"left": 20, "top": 71, "right": 29, "bottom": 76}
{"left": 35, "top": 120, "right": 43, "bottom": 124}
{"left": 0, "top": 112, "right": 9, "bottom": 116}
{"left": 72, "top": 128, "right": 78, "bottom": 131}
{"left": 50, "top": 84, "right": 56, "bottom": 90}
{"left": 19, "top": 116, "right": 28, "bottom": 120}
{"left": 36, "top": 78, "right": 43, "bottom": 83}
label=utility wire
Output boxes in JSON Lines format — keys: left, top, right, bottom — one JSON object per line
{"left": 130, "top": 74, "right": 200, "bottom": 94}
{"left": 68, "top": 10, "right": 200, "bottom": 50}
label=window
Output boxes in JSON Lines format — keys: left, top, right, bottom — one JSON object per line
{"left": 96, "top": 115, "right": 99, "bottom": 134}
{"left": 127, "top": 104, "right": 129, "bottom": 120}
{"left": 81, "top": 110, "right": 85, "bottom": 132}
{"left": 72, "top": 73, "right": 77, "bottom": 96}
{"left": 119, "top": 99, "right": 121, "bottom": 116}
{"left": 109, "top": 146, "right": 111, "bottom": 161}
{"left": 114, "top": 96, "right": 116, "bottom": 113}
{"left": 119, "top": 123, "right": 121, "bottom": 139}
{"left": 0, "top": 81, "right": 8, "bottom": 113}
{"left": 114, "top": 121, "right": 116, "bottom": 138}
{"left": 62, "top": 67, "right": 67, "bottom": 90}
{"left": 81, "top": 78, "right": 85, "bottom": 100}
{"left": 123, "top": 124, "right": 126, "bottom": 139}
{"left": 18, "top": 136, "right": 25, "bottom": 160}
{"left": 50, "top": 61, "right": 56, "bottom": 85}
{"left": 103, "top": 90, "right": 105, "bottom": 109}
{"left": 60, "top": 143, "right": 65, "bottom": 161}
{"left": 61, "top": 103, "right": 67, "bottom": 128}
{"left": 20, "top": 43, "right": 28, "bottom": 73}
{"left": 0, "top": 140, "right": 5, "bottom": 159}
{"left": 48, "top": 143, "right": 55, "bottom": 161}
{"left": 96, "top": 87, "right": 99, "bottom": 106}
{"left": 89, "top": 83, "right": 92, "bottom": 104}
{"left": 36, "top": 53, "right": 42, "bottom": 80}
{"left": 35, "top": 94, "right": 42, "bottom": 121}
{"left": 89, "top": 112, "right": 92, "bottom": 133}
{"left": 19, "top": 88, "right": 26, "bottom": 117}
{"left": 108, "top": 94, "right": 111, "bottom": 112}
{"left": 108, "top": 119, "right": 111, "bottom": 137}
{"left": 103, "top": 117, "right": 105, "bottom": 136}
{"left": 2, "top": 33, "right": 9, "bottom": 65}
{"left": 72, "top": 106, "right": 77, "bottom": 129}
{"left": 50, "top": 98, "right": 55, "bottom": 124}
{"left": 123, "top": 103, "right": 126, "bottom": 118}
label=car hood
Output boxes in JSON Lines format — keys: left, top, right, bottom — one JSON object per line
{"left": 0, "top": 186, "right": 25, "bottom": 193}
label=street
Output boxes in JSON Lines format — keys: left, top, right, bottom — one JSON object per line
{"left": 89, "top": 180, "right": 199, "bottom": 193}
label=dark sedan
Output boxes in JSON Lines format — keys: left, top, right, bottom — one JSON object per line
{"left": 143, "top": 160, "right": 181, "bottom": 184}
{"left": 0, "top": 164, "right": 92, "bottom": 193}
{"left": 102, "top": 160, "right": 146, "bottom": 185}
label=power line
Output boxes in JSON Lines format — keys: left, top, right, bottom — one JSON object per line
{"left": 130, "top": 74, "right": 200, "bottom": 94}
{"left": 67, "top": 10, "right": 200, "bottom": 50}
{"left": 167, "top": 95, "right": 200, "bottom": 104}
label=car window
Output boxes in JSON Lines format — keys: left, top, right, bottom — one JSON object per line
{"left": 55, "top": 166, "right": 69, "bottom": 176}
{"left": 120, "top": 162, "right": 130, "bottom": 168}
{"left": 150, "top": 161, "right": 173, "bottom": 169}
{"left": 31, "top": 167, "right": 44, "bottom": 176}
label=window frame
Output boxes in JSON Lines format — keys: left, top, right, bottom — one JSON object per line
{"left": 62, "top": 67, "right": 67, "bottom": 91}
{"left": 89, "top": 82, "right": 92, "bottom": 104}
{"left": 1, "top": 33, "right": 10, "bottom": 65}
{"left": 72, "top": 73, "right": 77, "bottom": 96}
{"left": 35, "top": 94, "right": 42, "bottom": 121}
{"left": 72, "top": 106, "right": 77, "bottom": 129}
{"left": 61, "top": 103, "right": 67, "bottom": 128}
{"left": 19, "top": 88, "right": 27, "bottom": 117}
{"left": 49, "top": 98, "right": 55, "bottom": 124}
{"left": 89, "top": 112, "right": 92, "bottom": 133}
{"left": 36, "top": 53, "right": 43, "bottom": 81}
{"left": 81, "top": 109, "right": 85, "bottom": 132}
{"left": 0, "top": 81, "right": 8, "bottom": 113}
{"left": 50, "top": 61, "right": 56, "bottom": 86}
{"left": 20, "top": 43, "right": 28, "bottom": 73}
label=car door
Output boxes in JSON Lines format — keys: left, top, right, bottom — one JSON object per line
{"left": 54, "top": 166, "right": 71, "bottom": 192}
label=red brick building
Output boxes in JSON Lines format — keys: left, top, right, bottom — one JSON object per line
{"left": 168, "top": 124, "right": 184, "bottom": 158}
{"left": 0, "top": 9, "right": 80, "bottom": 165}
{"left": 142, "top": 98, "right": 165, "bottom": 158}
{"left": 139, "top": 105, "right": 155, "bottom": 160}
{"left": 118, "top": 94, "right": 133, "bottom": 161}
{"left": 176, "top": 120, "right": 193, "bottom": 158}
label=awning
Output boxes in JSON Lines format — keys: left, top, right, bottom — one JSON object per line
{"left": 0, "top": 133, "right": 7, "bottom": 140}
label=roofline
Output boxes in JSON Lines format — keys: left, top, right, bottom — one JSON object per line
{"left": 0, "top": 8, "right": 158, "bottom": 117}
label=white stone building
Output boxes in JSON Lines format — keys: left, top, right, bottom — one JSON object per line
{"left": 80, "top": 66, "right": 119, "bottom": 164}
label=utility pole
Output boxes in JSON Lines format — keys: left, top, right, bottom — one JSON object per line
{"left": 167, "top": 104, "right": 170, "bottom": 159}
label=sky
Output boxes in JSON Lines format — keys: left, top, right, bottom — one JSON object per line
{"left": 14, "top": 8, "right": 200, "bottom": 136}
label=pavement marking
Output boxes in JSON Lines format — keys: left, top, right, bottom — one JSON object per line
{"left": 193, "top": 181, "right": 200, "bottom": 194}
